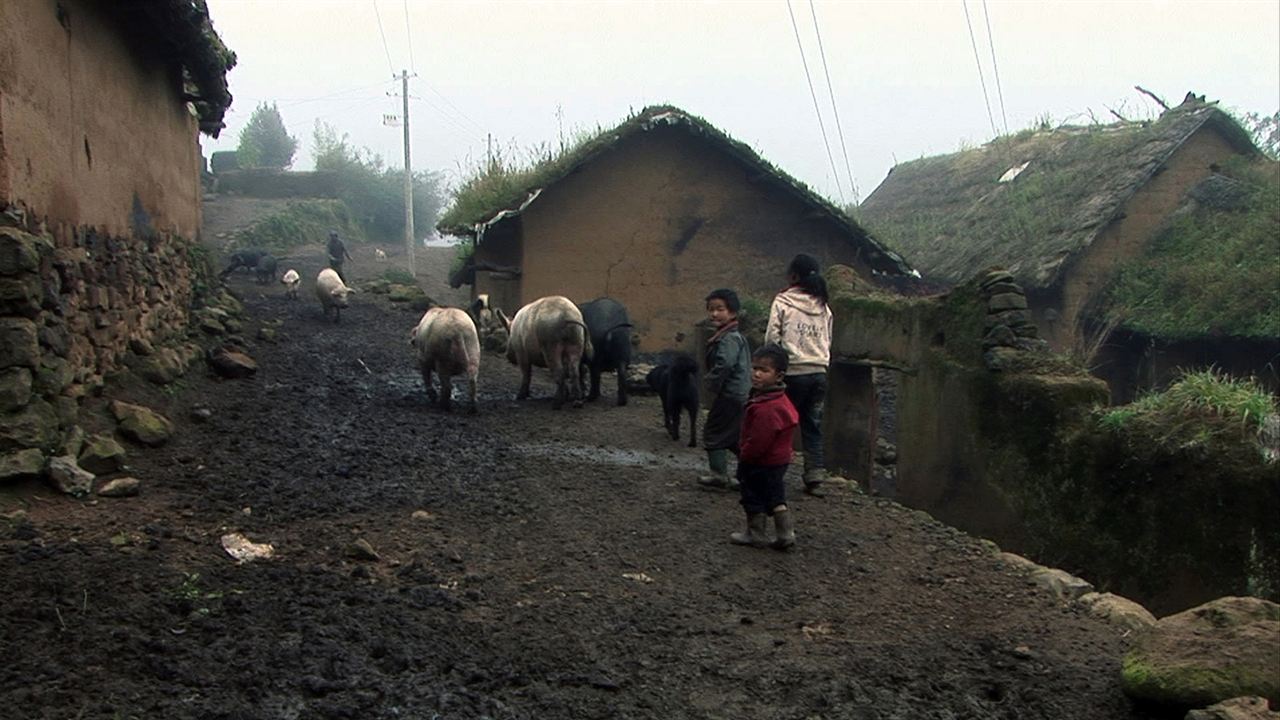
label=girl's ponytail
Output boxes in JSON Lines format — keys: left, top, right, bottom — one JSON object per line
{"left": 787, "top": 253, "right": 828, "bottom": 305}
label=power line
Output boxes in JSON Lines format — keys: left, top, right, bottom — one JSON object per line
{"left": 785, "top": 0, "right": 845, "bottom": 203}
{"left": 961, "top": 0, "right": 999, "bottom": 139}
{"left": 422, "top": 82, "right": 487, "bottom": 135}
{"left": 402, "top": 0, "right": 416, "bottom": 75}
{"left": 372, "top": 0, "right": 396, "bottom": 77}
{"left": 808, "top": 0, "right": 859, "bottom": 204}
{"left": 981, "top": 0, "right": 1009, "bottom": 135}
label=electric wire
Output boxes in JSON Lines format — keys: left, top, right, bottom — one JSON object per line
{"left": 402, "top": 0, "right": 417, "bottom": 75}
{"left": 422, "top": 83, "right": 487, "bottom": 135}
{"left": 786, "top": 0, "right": 845, "bottom": 203}
{"left": 808, "top": 0, "right": 859, "bottom": 204}
{"left": 373, "top": 0, "right": 397, "bottom": 77}
{"left": 961, "top": 0, "right": 999, "bottom": 139}
{"left": 981, "top": 0, "right": 1009, "bottom": 135}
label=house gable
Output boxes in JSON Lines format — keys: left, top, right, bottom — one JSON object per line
{"left": 506, "top": 125, "right": 879, "bottom": 351}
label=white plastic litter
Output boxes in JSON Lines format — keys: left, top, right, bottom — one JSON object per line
{"left": 221, "top": 533, "right": 275, "bottom": 563}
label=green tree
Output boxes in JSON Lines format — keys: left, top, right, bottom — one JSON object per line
{"left": 237, "top": 103, "right": 298, "bottom": 169}
{"left": 312, "top": 121, "right": 444, "bottom": 240}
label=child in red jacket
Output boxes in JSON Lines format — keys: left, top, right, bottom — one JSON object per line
{"left": 731, "top": 344, "right": 800, "bottom": 550}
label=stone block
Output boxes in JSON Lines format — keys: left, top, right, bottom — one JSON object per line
{"left": 0, "top": 367, "right": 33, "bottom": 412}
{"left": 0, "top": 398, "right": 59, "bottom": 451}
{"left": 0, "top": 448, "right": 46, "bottom": 483}
{"left": 34, "top": 357, "right": 75, "bottom": 395}
{"left": 109, "top": 400, "right": 173, "bottom": 447}
{"left": 133, "top": 348, "right": 184, "bottom": 385}
{"left": 1076, "top": 592, "right": 1157, "bottom": 633}
{"left": 97, "top": 476, "right": 141, "bottom": 498}
{"left": 54, "top": 396, "right": 78, "bottom": 427}
{"left": 1185, "top": 696, "right": 1280, "bottom": 720}
{"left": 38, "top": 323, "right": 70, "bottom": 357}
{"left": 208, "top": 349, "right": 257, "bottom": 379}
{"left": 0, "top": 274, "right": 43, "bottom": 317}
{"left": 78, "top": 434, "right": 126, "bottom": 474}
{"left": 0, "top": 227, "right": 44, "bottom": 275}
{"left": 61, "top": 425, "right": 85, "bottom": 458}
{"left": 1122, "top": 597, "right": 1280, "bottom": 709}
{"left": 1029, "top": 566, "right": 1094, "bottom": 602}
{"left": 46, "top": 455, "right": 93, "bottom": 497}
{"left": 0, "top": 318, "right": 39, "bottom": 369}
{"left": 988, "top": 293, "right": 1029, "bottom": 311}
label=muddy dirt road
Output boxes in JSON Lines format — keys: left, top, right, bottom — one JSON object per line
{"left": 0, "top": 244, "right": 1157, "bottom": 719}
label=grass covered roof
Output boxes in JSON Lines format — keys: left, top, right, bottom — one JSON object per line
{"left": 1097, "top": 159, "right": 1280, "bottom": 340}
{"left": 109, "top": 0, "right": 237, "bottom": 136}
{"left": 857, "top": 100, "right": 1259, "bottom": 289}
{"left": 437, "top": 105, "right": 911, "bottom": 276}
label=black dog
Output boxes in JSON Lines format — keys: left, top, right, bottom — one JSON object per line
{"left": 218, "top": 249, "right": 265, "bottom": 280}
{"left": 646, "top": 354, "right": 698, "bottom": 448}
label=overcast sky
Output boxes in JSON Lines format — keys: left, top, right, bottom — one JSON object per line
{"left": 201, "top": 0, "right": 1280, "bottom": 210}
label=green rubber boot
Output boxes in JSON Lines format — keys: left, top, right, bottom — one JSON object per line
{"left": 730, "top": 513, "right": 770, "bottom": 548}
{"left": 772, "top": 506, "right": 795, "bottom": 550}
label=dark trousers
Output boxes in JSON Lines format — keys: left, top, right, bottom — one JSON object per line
{"left": 703, "top": 394, "right": 745, "bottom": 452}
{"left": 329, "top": 258, "right": 346, "bottom": 283}
{"left": 737, "top": 462, "right": 789, "bottom": 514}
{"left": 785, "top": 372, "right": 827, "bottom": 469}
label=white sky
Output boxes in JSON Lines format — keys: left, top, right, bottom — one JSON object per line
{"left": 201, "top": 0, "right": 1280, "bottom": 208}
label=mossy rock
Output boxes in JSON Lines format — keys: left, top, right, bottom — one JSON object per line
{"left": 0, "top": 448, "right": 45, "bottom": 483}
{"left": 109, "top": 401, "right": 174, "bottom": 447}
{"left": 387, "top": 284, "right": 428, "bottom": 303}
{"left": 78, "top": 433, "right": 126, "bottom": 474}
{"left": 1121, "top": 597, "right": 1280, "bottom": 708}
{"left": 0, "top": 398, "right": 59, "bottom": 452}
{"left": 0, "top": 367, "right": 33, "bottom": 412}
{"left": 363, "top": 279, "right": 392, "bottom": 295}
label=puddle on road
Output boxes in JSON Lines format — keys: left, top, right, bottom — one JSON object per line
{"left": 510, "top": 442, "right": 702, "bottom": 471}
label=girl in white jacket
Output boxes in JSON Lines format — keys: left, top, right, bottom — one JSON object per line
{"left": 764, "top": 254, "right": 833, "bottom": 497}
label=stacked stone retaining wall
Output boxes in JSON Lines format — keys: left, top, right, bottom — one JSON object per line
{"left": 0, "top": 208, "right": 202, "bottom": 468}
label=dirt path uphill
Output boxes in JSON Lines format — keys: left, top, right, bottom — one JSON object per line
{"left": 0, "top": 245, "right": 1158, "bottom": 720}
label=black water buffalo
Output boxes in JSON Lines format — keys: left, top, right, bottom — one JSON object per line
{"left": 578, "top": 297, "right": 633, "bottom": 406}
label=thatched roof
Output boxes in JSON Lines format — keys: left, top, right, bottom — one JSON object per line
{"left": 1098, "top": 160, "right": 1279, "bottom": 340}
{"left": 437, "top": 105, "right": 912, "bottom": 276}
{"left": 107, "top": 1, "right": 236, "bottom": 137}
{"left": 858, "top": 99, "right": 1259, "bottom": 289}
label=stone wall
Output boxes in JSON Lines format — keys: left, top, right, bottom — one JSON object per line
{"left": 0, "top": 210, "right": 205, "bottom": 473}
{"left": 213, "top": 169, "right": 340, "bottom": 199}
{"left": 823, "top": 265, "right": 1278, "bottom": 613}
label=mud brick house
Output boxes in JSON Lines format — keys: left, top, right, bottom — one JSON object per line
{"left": 857, "top": 97, "right": 1276, "bottom": 400}
{"left": 439, "top": 106, "right": 912, "bottom": 352}
{"left": 0, "top": 0, "right": 234, "bottom": 476}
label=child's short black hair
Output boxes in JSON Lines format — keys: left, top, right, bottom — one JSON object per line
{"left": 705, "top": 288, "right": 740, "bottom": 314}
{"left": 753, "top": 343, "right": 789, "bottom": 372}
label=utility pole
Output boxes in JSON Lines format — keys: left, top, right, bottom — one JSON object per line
{"left": 486, "top": 133, "right": 493, "bottom": 171}
{"left": 400, "top": 69, "right": 415, "bottom": 276}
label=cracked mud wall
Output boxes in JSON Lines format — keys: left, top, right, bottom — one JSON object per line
{"left": 509, "top": 126, "right": 876, "bottom": 353}
{"left": 0, "top": 0, "right": 202, "bottom": 239}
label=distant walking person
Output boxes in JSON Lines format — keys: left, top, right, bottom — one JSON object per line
{"left": 327, "top": 230, "right": 353, "bottom": 282}
{"left": 765, "top": 253, "right": 834, "bottom": 497}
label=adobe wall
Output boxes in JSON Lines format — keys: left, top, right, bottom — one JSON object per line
{"left": 0, "top": 0, "right": 208, "bottom": 466}
{"left": 0, "top": 0, "right": 202, "bottom": 238}
{"left": 1040, "top": 128, "right": 1240, "bottom": 348}
{"left": 510, "top": 127, "right": 876, "bottom": 352}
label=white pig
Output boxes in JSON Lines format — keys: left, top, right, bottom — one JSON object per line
{"left": 315, "top": 268, "right": 352, "bottom": 322}
{"left": 501, "top": 296, "right": 593, "bottom": 409}
{"left": 410, "top": 307, "right": 481, "bottom": 413}
{"left": 280, "top": 268, "right": 301, "bottom": 299}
